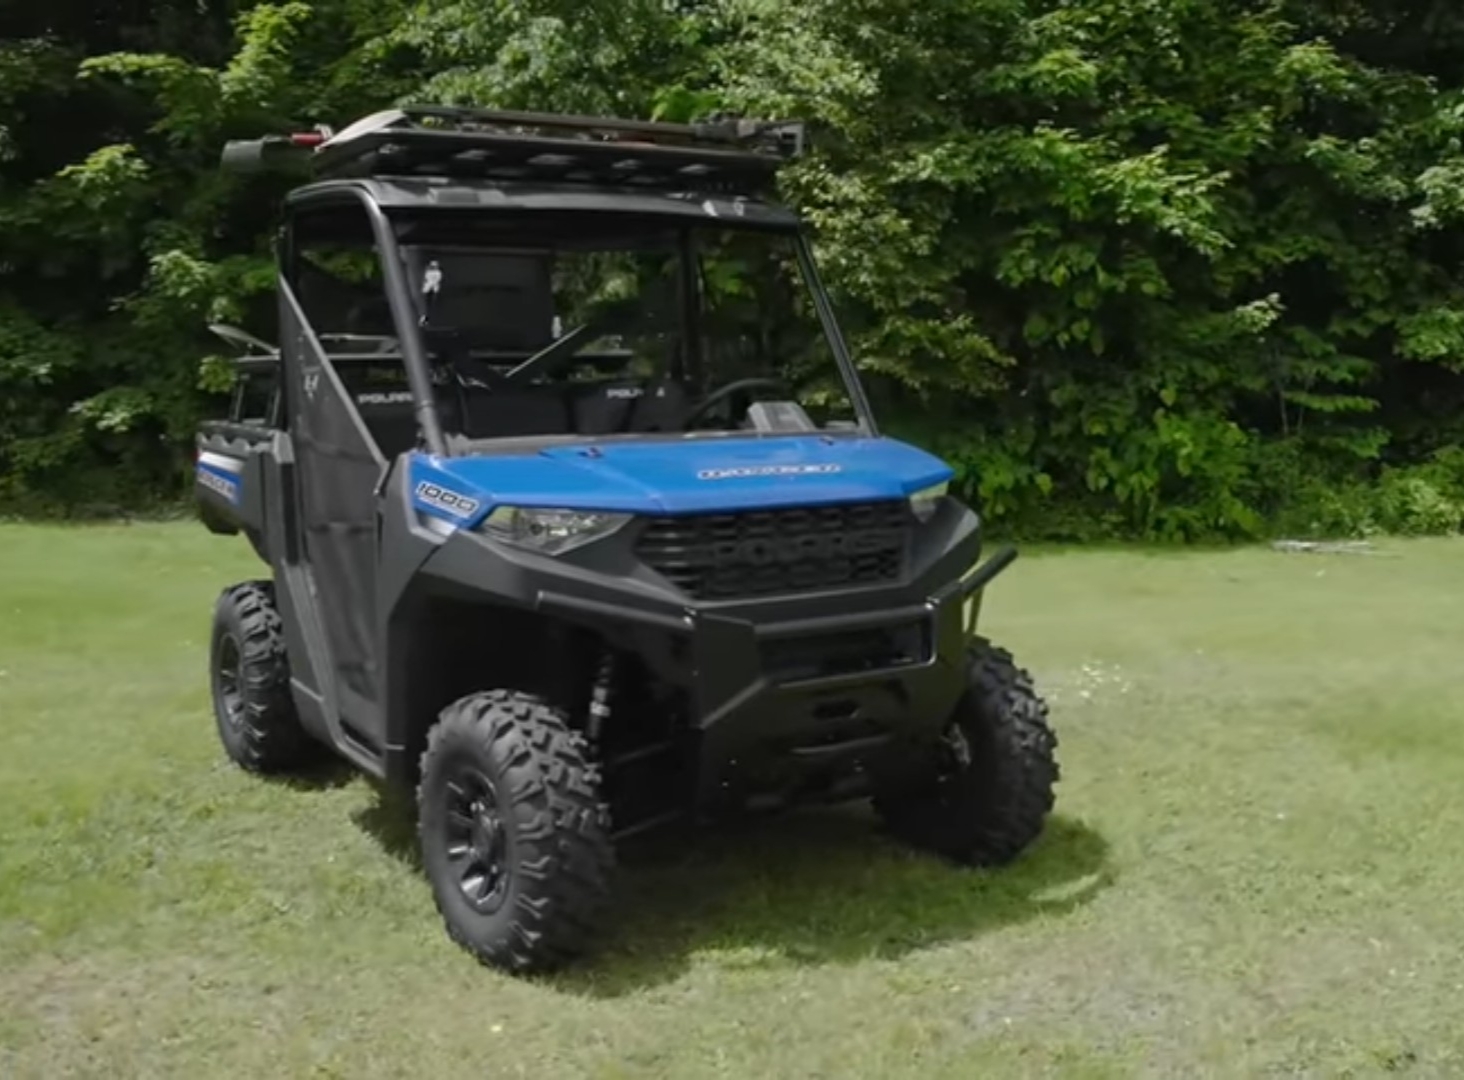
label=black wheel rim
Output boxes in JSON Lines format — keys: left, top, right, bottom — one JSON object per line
{"left": 943, "top": 723, "right": 973, "bottom": 770}
{"left": 442, "top": 766, "right": 510, "bottom": 914}
{"left": 926, "top": 721, "right": 974, "bottom": 794}
{"left": 216, "top": 632, "right": 244, "bottom": 732}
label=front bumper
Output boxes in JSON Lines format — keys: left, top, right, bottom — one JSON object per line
{"left": 419, "top": 499, "right": 1012, "bottom": 810}
{"left": 681, "top": 589, "right": 969, "bottom": 811}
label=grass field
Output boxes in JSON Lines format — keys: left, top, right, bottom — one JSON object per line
{"left": 1, "top": 523, "right": 1461, "bottom": 1078}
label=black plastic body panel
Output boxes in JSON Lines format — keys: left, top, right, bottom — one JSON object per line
{"left": 376, "top": 491, "right": 987, "bottom": 812}
{"left": 202, "top": 401, "right": 998, "bottom": 817}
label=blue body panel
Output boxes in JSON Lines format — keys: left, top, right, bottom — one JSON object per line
{"left": 406, "top": 435, "right": 954, "bottom": 529}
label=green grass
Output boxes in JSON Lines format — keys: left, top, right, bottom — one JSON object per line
{"left": 2, "top": 523, "right": 1461, "bottom": 1078}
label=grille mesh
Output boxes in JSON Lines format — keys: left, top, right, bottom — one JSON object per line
{"left": 636, "top": 501, "right": 912, "bottom": 599}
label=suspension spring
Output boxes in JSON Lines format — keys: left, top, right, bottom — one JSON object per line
{"left": 587, "top": 650, "right": 615, "bottom": 744}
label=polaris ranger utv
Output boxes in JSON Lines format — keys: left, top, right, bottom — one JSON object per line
{"left": 196, "top": 106, "right": 1058, "bottom": 974}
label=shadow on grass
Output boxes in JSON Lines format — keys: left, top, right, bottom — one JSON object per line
{"left": 351, "top": 781, "right": 422, "bottom": 872}
{"left": 264, "top": 754, "right": 358, "bottom": 793}
{"left": 351, "top": 785, "right": 1111, "bottom": 995}
{"left": 561, "top": 808, "right": 1110, "bottom": 996}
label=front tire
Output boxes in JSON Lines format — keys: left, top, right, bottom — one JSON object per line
{"left": 417, "top": 690, "right": 615, "bottom": 974}
{"left": 209, "top": 580, "right": 316, "bottom": 773}
{"left": 875, "top": 640, "right": 1059, "bottom": 866}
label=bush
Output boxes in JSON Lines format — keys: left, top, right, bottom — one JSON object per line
{"left": 1267, "top": 446, "right": 1464, "bottom": 539}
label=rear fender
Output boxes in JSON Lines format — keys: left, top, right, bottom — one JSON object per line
{"left": 196, "top": 423, "right": 275, "bottom": 554}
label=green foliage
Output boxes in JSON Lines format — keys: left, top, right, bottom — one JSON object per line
{"left": 1271, "top": 444, "right": 1464, "bottom": 538}
{"left": 2, "top": 0, "right": 1463, "bottom": 537}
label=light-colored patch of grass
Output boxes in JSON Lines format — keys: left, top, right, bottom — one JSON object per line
{"left": 2, "top": 523, "right": 1462, "bottom": 1077}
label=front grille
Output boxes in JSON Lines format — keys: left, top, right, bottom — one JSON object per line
{"left": 636, "top": 500, "right": 912, "bottom": 600}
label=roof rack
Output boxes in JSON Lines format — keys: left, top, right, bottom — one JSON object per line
{"left": 221, "top": 106, "right": 807, "bottom": 193}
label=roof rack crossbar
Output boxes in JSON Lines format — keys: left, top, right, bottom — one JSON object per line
{"left": 221, "top": 106, "right": 806, "bottom": 189}
{"left": 395, "top": 105, "right": 804, "bottom": 153}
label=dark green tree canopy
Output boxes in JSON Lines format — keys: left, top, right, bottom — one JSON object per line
{"left": 3, "top": 0, "right": 1463, "bottom": 538}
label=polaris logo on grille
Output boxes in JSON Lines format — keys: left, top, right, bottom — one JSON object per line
{"left": 714, "top": 529, "right": 902, "bottom": 566}
{"left": 697, "top": 463, "right": 842, "bottom": 480}
{"left": 414, "top": 481, "right": 479, "bottom": 518}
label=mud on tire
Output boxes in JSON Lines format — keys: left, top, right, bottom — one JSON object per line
{"left": 875, "top": 639, "right": 1059, "bottom": 866}
{"left": 417, "top": 690, "right": 616, "bottom": 974}
{"left": 209, "top": 580, "right": 317, "bottom": 773}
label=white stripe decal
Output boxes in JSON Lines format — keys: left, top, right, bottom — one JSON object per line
{"left": 198, "top": 450, "right": 244, "bottom": 474}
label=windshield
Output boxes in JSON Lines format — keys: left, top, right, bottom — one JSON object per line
{"left": 386, "top": 214, "right": 863, "bottom": 445}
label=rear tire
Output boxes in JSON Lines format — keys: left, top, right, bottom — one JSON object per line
{"left": 417, "top": 690, "right": 615, "bottom": 974}
{"left": 875, "top": 640, "right": 1059, "bottom": 866}
{"left": 209, "top": 580, "right": 317, "bottom": 773}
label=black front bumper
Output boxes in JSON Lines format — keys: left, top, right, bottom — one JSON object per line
{"left": 416, "top": 497, "right": 1008, "bottom": 811}
{"left": 537, "top": 508, "right": 1009, "bottom": 811}
{"left": 680, "top": 592, "right": 968, "bottom": 811}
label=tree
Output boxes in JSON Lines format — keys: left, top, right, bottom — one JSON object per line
{"left": 3, "top": 0, "right": 1462, "bottom": 537}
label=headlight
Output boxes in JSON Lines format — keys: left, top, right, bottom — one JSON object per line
{"left": 480, "top": 506, "right": 632, "bottom": 555}
{"left": 909, "top": 481, "right": 949, "bottom": 523}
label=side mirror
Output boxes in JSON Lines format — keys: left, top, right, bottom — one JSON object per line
{"left": 208, "top": 323, "right": 278, "bottom": 357}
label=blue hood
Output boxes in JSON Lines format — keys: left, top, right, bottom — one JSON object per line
{"left": 407, "top": 435, "right": 953, "bottom": 527}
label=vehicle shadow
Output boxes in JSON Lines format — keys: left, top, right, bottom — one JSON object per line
{"left": 352, "top": 788, "right": 1112, "bottom": 996}
{"left": 262, "top": 755, "right": 358, "bottom": 792}
{"left": 351, "top": 781, "right": 423, "bottom": 871}
{"left": 556, "top": 808, "right": 1111, "bottom": 996}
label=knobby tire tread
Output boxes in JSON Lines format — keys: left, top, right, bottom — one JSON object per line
{"left": 212, "top": 580, "right": 315, "bottom": 773}
{"left": 418, "top": 690, "right": 615, "bottom": 974}
{"left": 875, "top": 640, "right": 1059, "bottom": 866}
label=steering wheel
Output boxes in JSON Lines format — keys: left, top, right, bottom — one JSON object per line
{"left": 680, "top": 377, "right": 790, "bottom": 429}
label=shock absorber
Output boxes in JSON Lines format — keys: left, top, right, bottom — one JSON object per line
{"left": 587, "top": 650, "right": 616, "bottom": 745}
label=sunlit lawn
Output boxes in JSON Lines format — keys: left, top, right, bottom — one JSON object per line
{"left": 1, "top": 522, "right": 1461, "bottom": 1077}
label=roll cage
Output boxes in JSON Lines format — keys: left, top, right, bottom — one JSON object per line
{"left": 219, "top": 106, "right": 877, "bottom": 458}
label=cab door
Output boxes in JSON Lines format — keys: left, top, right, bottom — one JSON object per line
{"left": 274, "top": 200, "right": 395, "bottom": 754}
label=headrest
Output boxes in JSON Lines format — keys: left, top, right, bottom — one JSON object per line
{"left": 629, "top": 377, "right": 690, "bottom": 432}
{"left": 401, "top": 246, "right": 555, "bottom": 352}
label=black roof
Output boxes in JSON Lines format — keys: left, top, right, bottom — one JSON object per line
{"left": 284, "top": 176, "right": 804, "bottom": 227}
{"left": 225, "top": 105, "right": 807, "bottom": 198}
